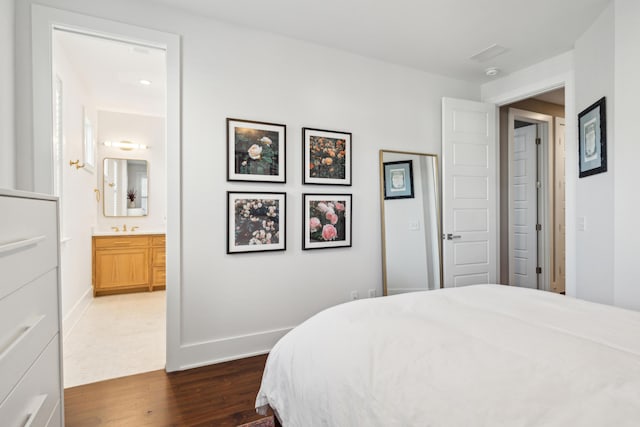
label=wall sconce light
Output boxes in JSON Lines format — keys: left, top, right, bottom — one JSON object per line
{"left": 103, "top": 140, "right": 149, "bottom": 151}
{"left": 69, "top": 159, "right": 85, "bottom": 169}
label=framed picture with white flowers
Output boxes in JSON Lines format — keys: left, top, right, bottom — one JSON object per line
{"left": 227, "top": 192, "right": 286, "bottom": 254}
{"left": 303, "top": 193, "right": 352, "bottom": 250}
{"left": 227, "top": 118, "right": 286, "bottom": 183}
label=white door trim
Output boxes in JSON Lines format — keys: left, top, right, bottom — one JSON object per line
{"left": 31, "top": 5, "right": 183, "bottom": 371}
{"left": 481, "top": 73, "right": 575, "bottom": 297}
{"left": 508, "top": 108, "right": 554, "bottom": 291}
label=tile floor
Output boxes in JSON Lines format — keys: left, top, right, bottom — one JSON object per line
{"left": 63, "top": 290, "right": 166, "bottom": 388}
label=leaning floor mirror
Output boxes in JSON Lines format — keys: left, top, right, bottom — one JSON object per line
{"left": 379, "top": 150, "right": 443, "bottom": 295}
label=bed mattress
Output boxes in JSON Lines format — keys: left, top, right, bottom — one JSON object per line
{"left": 256, "top": 285, "right": 640, "bottom": 426}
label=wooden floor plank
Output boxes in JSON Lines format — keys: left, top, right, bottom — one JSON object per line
{"left": 64, "top": 354, "right": 272, "bottom": 427}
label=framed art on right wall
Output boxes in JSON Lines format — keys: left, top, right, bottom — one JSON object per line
{"left": 578, "top": 97, "right": 607, "bottom": 178}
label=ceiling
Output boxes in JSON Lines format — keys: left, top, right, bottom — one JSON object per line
{"left": 54, "top": 30, "right": 166, "bottom": 117}
{"left": 533, "top": 87, "right": 565, "bottom": 106}
{"left": 145, "top": 0, "right": 610, "bottom": 82}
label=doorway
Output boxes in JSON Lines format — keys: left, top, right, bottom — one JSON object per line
{"left": 51, "top": 28, "right": 168, "bottom": 387}
{"left": 500, "top": 88, "right": 566, "bottom": 293}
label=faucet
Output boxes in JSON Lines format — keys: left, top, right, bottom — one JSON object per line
{"left": 122, "top": 224, "right": 127, "bottom": 232}
{"left": 111, "top": 226, "right": 120, "bottom": 232}
{"left": 131, "top": 226, "right": 139, "bottom": 232}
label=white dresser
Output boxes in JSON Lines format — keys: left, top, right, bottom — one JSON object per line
{"left": 0, "top": 190, "right": 63, "bottom": 427}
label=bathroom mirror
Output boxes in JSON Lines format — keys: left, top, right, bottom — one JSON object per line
{"left": 103, "top": 158, "right": 149, "bottom": 217}
{"left": 380, "top": 150, "right": 442, "bottom": 295}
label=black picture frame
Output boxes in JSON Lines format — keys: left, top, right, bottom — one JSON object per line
{"left": 383, "top": 160, "right": 414, "bottom": 199}
{"left": 227, "top": 118, "right": 287, "bottom": 183}
{"left": 578, "top": 97, "right": 607, "bottom": 178}
{"left": 302, "top": 193, "right": 352, "bottom": 250}
{"left": 302, "top": 127, "right": 352, "bottom": 186}
{"left": 227, "top": 191, "right": 286, "bottom": 254}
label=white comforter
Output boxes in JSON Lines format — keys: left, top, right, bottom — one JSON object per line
{"left": 256, "top": 285, "right": 640, "bottom": 426}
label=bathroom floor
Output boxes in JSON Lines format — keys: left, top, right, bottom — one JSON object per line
{"left": 63, "top": 290, "right": 166, "bottom": 388}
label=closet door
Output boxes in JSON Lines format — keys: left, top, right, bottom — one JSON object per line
{"left": 442, "top": 98, "right": 498, "bottom": 287}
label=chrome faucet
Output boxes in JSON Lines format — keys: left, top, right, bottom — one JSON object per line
{"left": 122, "top": 224, "right": 127, "bottom": 232}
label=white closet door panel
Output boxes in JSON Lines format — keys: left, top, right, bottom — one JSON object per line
{"left": 442, "top": 98, "right": 497, "bottom": 287}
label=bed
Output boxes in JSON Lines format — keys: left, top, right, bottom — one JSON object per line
{"left": 256, "top": 284, "right": 640, "bottom": 426}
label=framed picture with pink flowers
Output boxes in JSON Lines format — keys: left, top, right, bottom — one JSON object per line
{"left": 303, "top": 193, "right": 352, "bottom": 250}
{"left": 227, "top": 118, "right": 286, "bottom": 183}
{"left": 303, "top": 128, "right": 352, "bottom": 186}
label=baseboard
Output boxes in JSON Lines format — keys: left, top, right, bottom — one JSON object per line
{"left": 62, "top": 287, "right": 93, "bottom": 341}
{"left": 174, "top": 326, "right": 294, "bottom": 371}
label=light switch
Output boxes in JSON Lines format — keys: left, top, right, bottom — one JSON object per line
{"left": 578, "top": 217, "right": 586, "bottom": 231}
{"left": 408, "top": 221, "right": 420, "bottom": 231}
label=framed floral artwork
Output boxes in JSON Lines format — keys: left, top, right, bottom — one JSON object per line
{"left": 578, "top": 97, "right": 607, "bottom": 178}
{"left": 303, "top": 128, "right": 352, "bottom": 185}
{"left": 227, "top": 192, "right": 286, "bottom": 254}
{"left": 303, "top": 193, "right": 352, "bottom": 250}
{"left": 227, "top": 118, "right": 286, "bottom": 183}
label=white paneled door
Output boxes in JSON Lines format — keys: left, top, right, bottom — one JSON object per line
{"left": 442, "top": 98, "right": 497, "bottom": 287}
{"left": 510, "top": 124, "right": 538, "bottom": 288}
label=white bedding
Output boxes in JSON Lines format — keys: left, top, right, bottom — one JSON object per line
{"left": 256, "top": 285, "right": 640, "bottom": 426}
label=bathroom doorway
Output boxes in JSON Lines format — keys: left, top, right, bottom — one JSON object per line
{"left": 499, "top": 88, "right": 566, "bottom": 293}
{"left": 51, "top": 27, "right": 168, "bottom": 387}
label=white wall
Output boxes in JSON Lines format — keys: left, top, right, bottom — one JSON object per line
{"left": 53, "top": 35, "right": 98, "bottom": 331}
{"left": 0, "top": 0, "right": 15, "bottom": 189}
{"left": 96, "top": 110, "right": 166, "bottom": 231}
{"left": 16, "top": 0, "right": 480, "bottom": 367}
{"left": 573, "top": 3, "right": 615, "bottom": 306}
{"left": 614, "top": 0, "right": 640, "bottom": 310}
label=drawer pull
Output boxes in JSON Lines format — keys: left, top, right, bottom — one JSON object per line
{"left": 0, "top": 315, "right": 46, "bottom": 363}
{"left": 0, "top": 235, "right": 46, "bottom": 257}
{"left": 23, "top": 394, "right": 48, "bottom": 427}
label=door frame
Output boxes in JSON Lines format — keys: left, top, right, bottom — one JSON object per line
{"left": 31, "top": 5, "right": 183, "bottom": 371}
{"left": 482, "top": 70, "right": 574, "bottom": 296}
{"left": 508, "top": 108, "right": 554, "bottom": 291}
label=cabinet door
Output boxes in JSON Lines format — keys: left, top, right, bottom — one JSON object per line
{"left": 95, "top": 248, "right": 149, "bottom": 291}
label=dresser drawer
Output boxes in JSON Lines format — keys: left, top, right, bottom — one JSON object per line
{"left": 94, "top": 235, "right": 150, "bottom": 249}
{"left": 0, "top": 196, "right": 58, "bottom": 300}
{"left": 0, "top": 270, "right": 59, "bottom": 404}
{"left": 0, "top": 336, "right": 61, "bottom": 427}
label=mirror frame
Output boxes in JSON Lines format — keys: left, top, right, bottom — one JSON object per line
{"left": 102, "top": 157, "right": 150, "bottom": 217}
{"left": 379, "top": 149, "right": 444, "bottom": 295}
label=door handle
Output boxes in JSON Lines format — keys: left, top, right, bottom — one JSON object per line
{"left": 444, "top": 233, "right": 462, "bottom": 240}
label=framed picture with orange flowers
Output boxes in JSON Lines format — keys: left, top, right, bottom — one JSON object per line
{"left": 303, "top": 193, "right": 352, "bottom": 250}
{"left": 227, "top": 118, "right": 286, "bottom": 183}
{"left": 303, "top": 128, "right": 352, "bottom": 185}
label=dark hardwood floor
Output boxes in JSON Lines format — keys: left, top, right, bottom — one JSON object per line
{"left": 64, "top": 354, "right": 274, "bottom": 426}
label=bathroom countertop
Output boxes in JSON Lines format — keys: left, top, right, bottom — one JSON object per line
{"left": 92, "top": 230, "right": 166, "bottom": 236}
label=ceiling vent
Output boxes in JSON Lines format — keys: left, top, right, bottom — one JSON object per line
{"left": 470, "top": 44, "right": 508, "bottom": 63}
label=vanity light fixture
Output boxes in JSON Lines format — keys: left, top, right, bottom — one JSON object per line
{"left": 139, "top": 79, "right": 152, "bottom": 86}
{"left": 103, "top": 140, "right": 149, "bottom": 151}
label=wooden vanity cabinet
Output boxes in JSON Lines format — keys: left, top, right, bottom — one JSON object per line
{"left": 92, "top": 234, "right": 165, "bottom": 296}
{"left": 150, "top": 235, "right": 166, "bottom": 291}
